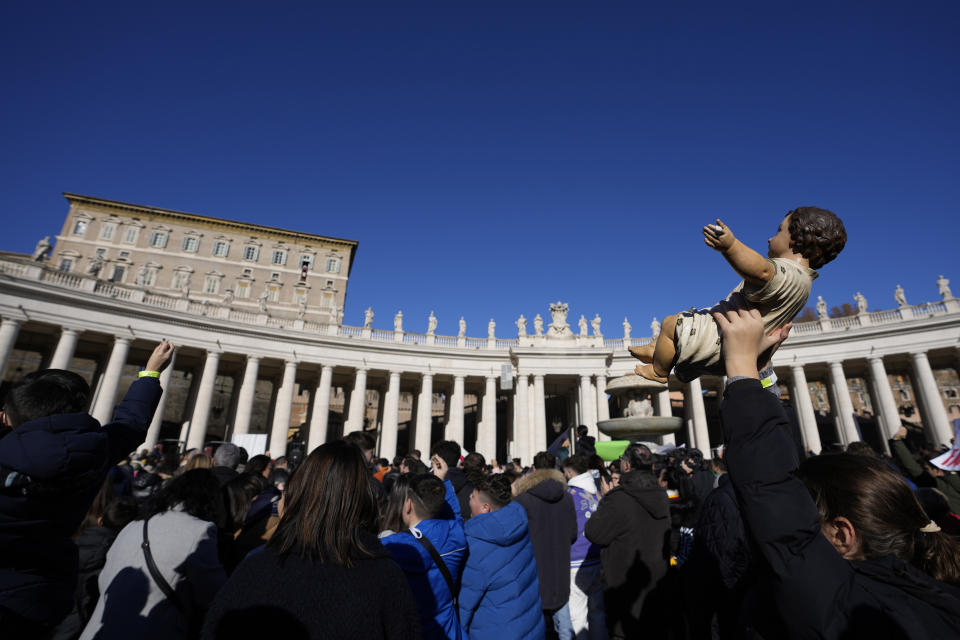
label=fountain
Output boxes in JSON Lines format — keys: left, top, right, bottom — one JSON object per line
{"left": 597, "top": 374, "right": 683, "bottom": 441}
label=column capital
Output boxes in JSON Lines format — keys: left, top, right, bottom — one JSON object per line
{"left": 60, "top": 326, "right": 81, "bottom": 336}
{"left": 533, "top": 373, "right": 545, "bottom": 381}
{"left": 354, "top": 366, "right": 369, "bottom": 374}
{"left": 113, "top": 335, "right": 133, "bottom": 345}
{"left": 421, "top": 371, "right": 434, "bottom": 380}
{"left": 867, "top": 353, "right": 886, "bottom": 363}
{"left": 388, "top": 370, "right": 403, "bottom": 379}
{"left": 1, "top": 317, "right": 22, "bottom": 327}
{"left": 485, "top": 374, "right": 498, "bottom": 381}
{"left": 453, "top": 374, "right": 466, "bottom": 381}
{"left": 909, "top": 350, "right": 930, "bottom": 359}
{"left": 246, "top": 354, "right": 262, "bottom": 363}
{"left": 789, "top": 362, "right": 806, "bottom": 371}
{"left": 320, "top": 364, "right": 334, "bottom": 373}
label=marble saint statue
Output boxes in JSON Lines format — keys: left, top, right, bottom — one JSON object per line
{"left": 364, "top": 307, "right": 374, "bottom": 328}
{"left": 32, "top": 236, "right": 51, "bottom": 261}
{"left": 816, "top": 295, "right": 829, "bottom": 320}
{"left": 938, "top": 275, "right": 953, "bottom": 300}
{"left": 394, "top": 310, "right": 403, "bottom": 332}
{"left": 458, "top": 317, "right": 466, "bottom": 338}
{"left": 222, "top": 288, "right": 234, "bottom": 306}
{"left": 516, "top": 314, "right": 527, "bottom": 337}
{"left": 488, "top": 319, "right": 496, "bottom": 339}
{"left": 854, "top": 292, "right": 868, "bottom": 314}
{"left": 591, "top": 314, "right": 602, "bottom": 337}
{"left": 87, "top": 254, "right": 103, "bottom": 277}
{"left": 894, "top": 285, "right": 907, "bottom": 308}
{"left": 258, "top": 291, "right": 268, "bottom": 313}
{"left": 622, "top": 317, "right": 632, "bottom": 340}
{"left": 533, "top": 314, "right": 544, "bottom": 336}
{"left": 578, "top": 315, "right": 588, "bottom": 336}
{"left": 134, "top": 264, "right": 148, "bottom": 287}
{"left": 650, "top": 317, "right": 661, "bottom": 339}
{"left": 427, "top": 311, "right": 437, "bottom": 335}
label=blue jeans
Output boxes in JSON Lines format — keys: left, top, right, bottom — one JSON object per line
{"left": 547, "top": 601, "right": 573, "bottom": 640}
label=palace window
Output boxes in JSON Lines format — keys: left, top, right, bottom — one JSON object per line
{"left": 243, "top": 246, "right": 260, "bottom": 261}
{"left": 142, "top": 267, "right": 157, "bottom": 287}
{"left": 299, "top": 254, "right": 314, "bottom": 269}
{"left": 100, "top": 224, "right": 116, "bottom": 241}
{"left": 59, "top": 258, "right": 73, "bottom": 272}
{"left": 123, "top": 226, "right": 139, "bottom": 244}
{"left": 272, "top": 249, "right": 287, "bottom": 266}
{"left": 172, "top": 271, "right": 191, "bottom": 290}
{"left": 212, "top": 241, "right": 230, "bottom": 257}
{"left": 236, "top": 281, "right": 251, "bottom": 298}
{"left": 149, "top": 231, "right": 169, "bottom": 248}
{"left": 267, "top": 285, "right": 280, "bottom": 302}
{"left": 182, "top": 236, "right": 200, "bottom": 253}
{"left": 204, "top": 275, "right": 222, "bottom": 294}
{"left": 325, "top": 258, "right": 340, "bottom": 274}
{"left": 119, "top": 251, "right": 130, "bottom": 259}
{"left": 109, "top": 265, "right": 126, "bottom": 283}
{"left": 72, "top": 220, "right": 88, "bottom": 236}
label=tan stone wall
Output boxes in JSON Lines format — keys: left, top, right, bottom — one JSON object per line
{"left": 51, "top": 195, "right": 356, "bottom": 322}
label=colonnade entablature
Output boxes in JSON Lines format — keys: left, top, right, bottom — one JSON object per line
{"left": 1, "top": 256, "right": 958, "bottom": 465}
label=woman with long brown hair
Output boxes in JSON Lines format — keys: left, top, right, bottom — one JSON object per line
{"left": 201, "top": 441, "right": 419, "bottom": 640}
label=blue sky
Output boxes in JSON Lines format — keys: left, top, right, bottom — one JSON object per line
{"left": 2, "top": 1, "right": 958, "bottom": 337}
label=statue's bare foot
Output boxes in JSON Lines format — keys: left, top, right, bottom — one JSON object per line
{"left": 628, "top": 344, "right": 654, "bottom": 363}
{"left": 634, "top": 363, "right": 668, "bottom": 384}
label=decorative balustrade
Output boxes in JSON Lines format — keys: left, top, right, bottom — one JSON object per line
{"left": 1, "top": 257, "right": 956, "bottom": 352}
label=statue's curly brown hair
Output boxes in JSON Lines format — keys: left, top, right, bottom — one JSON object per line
{"left": 787, "top": 206, "right": 846, "bottom": 269}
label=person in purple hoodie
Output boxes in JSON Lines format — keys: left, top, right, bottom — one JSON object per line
{"left": 562, "top": 454, "right": 606, "bottom": 640}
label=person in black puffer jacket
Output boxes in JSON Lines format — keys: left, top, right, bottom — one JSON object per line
{"left": 514, "top": 451, "right": 578, "bottom": 637}
{"left": 585, "top": 443, "right": 671, "bottom": 639}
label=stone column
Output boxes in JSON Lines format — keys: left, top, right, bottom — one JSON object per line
{"left": 346, "top": 368, "right": 368, "bottom": 432}
{"left": 828, "top": 361, "right": 860, "bottom": 445}
{"left": 233, "top": 356, "right": 261, "bottom": 436}
{"left": 49, "top": 327, "right": 81, "bottom": 370}
{"left": 177, "top": 368, "right": 201, "bottom": 448}
{"left": 186, "top": 350, "right": 221, "bottom": 451}
{"left": 533, "top": 374, "right": 547, "bottom": 455}
{"left": 0, "top": 317, "right": 22, "bottom": 379}
{"left": 91, "top": 336, "right": 132, "bottom": 424}
{"left": 867, "top": 356, "right": 902, "bottom": 439}
{"left": 910, "top": 351, "right": 953, "bottom": 445}
{"left": 579, "top": 375, "right": 596, "bottom": 438}
{"left": 478, "top": 376, "right": 498, "bottom": 457}
{"left": 686, "top": 378, "right": 711, "bottom": 458}
{"left": 447, "top": 375, "right": 466, "bottom": 444}
{"left": 380, "top": 371, "right": 402, "bottom": 459}
{"left": 307, "top": 365, "right": 334, "bottom": 453}
{"left": 657, "top": 389, "right": 675, "bottom": 446}
{"left": 269, "top": 360, "right": 298, "bottom": 457}
{"left": 789, "top": 364, "right": 822, "bottom": 454}
{"left": 415, "top": 373, "right": 434, "bottom": 456}
{"left": 596, "top": 375, "right": 611, "bottom": 442}
{"left": 140, "top": 350, "right": 177, "bottom": 452}
{"left": 514, "top": 374, "right": 530, "bottom": 464}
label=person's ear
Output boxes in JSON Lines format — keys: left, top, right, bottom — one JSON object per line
{"left": 824, "top": 516, "right": 860, "bottom": 559}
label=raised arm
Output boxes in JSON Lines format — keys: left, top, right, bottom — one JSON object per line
{"left": 703, "top": 219, "right": 774, "bottom": 287}
{"left": 104, "top": 341, "right": 173, "bottom": 463}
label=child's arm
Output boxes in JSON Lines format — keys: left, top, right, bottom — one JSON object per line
{"left": 703, "top": 219, "right": 775, "bottom": 287}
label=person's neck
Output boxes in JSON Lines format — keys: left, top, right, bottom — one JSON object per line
{"left": 774, "top": 249, "right": 810, "bottom": 268}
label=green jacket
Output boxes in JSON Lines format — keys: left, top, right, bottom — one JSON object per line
{"left": 890, "top": 438, "right": 960, "bottom": 513}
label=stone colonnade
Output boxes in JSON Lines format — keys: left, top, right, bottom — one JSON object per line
{"left": 0, "top": 312, "right": 957, "bottom": 462}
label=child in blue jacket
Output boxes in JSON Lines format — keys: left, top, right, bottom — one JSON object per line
{"left": 382, "top": 456, "right": 468, "bottom": 640}
{"left": 459, "top": 474, "right": 544, "bottom": 640}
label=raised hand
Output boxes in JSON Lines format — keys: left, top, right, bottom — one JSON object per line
{"left": 145, "top": 340, "right": 175, "bottom": 373}
{"left": 703, "top": 218, "right": 736, "bottom": 251}
{"left": 431, "top": 454, "right": 449, "bottom": 481}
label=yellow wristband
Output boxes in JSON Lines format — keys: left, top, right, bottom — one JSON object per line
{"left": 760, "top": 375, "right": 777, "bottom": 389}
{"left": 139, "top": 370, "right": 160, "bottom": 379}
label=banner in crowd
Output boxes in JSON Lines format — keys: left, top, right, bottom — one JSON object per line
{"left": 930, "top": 418, "right": 960, "bottom": 471}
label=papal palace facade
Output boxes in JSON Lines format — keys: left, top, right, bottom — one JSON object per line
{"left": 1, "top": 194, "right": 958, "bottom": 462}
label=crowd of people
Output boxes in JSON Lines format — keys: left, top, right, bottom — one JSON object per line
{"left": 3, "top": 299, "right": 960, "bottom": 640}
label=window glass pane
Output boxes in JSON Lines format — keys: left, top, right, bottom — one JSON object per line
{"left": 101, "top": 224, "right": 115, "bottom": 240}
{"left": 237, "top": 282, "right": 250, "bottom": 298}
{"left": 73, "top": 220, "right": 87, "bottom": 235}
{"left": 213, "top": 241, "right": 229, "bottom": 257}
{"left": 326, "top": 259, "right": 339, "bottom": 273}
{"left": 272, "top": 250, "right": 286, "bottom": 265}
{"left": 124, "top": 227, "right": 138, "bottom": 243}
{"left": 182, "top": 237, "right": 199, "bottom": 252}
{"left": 204, "top": 276, "right": 220, "bottom": 294}
{"left": 150, "top": 232, "right": 168, "bottom": 248}
{"left": 60, "top": 259, "right": 73, "bottom": 272}
{"left": 244, "top": 246, "right": 259, "bottom": 261}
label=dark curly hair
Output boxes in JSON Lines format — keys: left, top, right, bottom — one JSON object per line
{"left": 786, "top": 206, "right": 846, "bottom": 269}
{"left": 474, "top": 474, "right": 513, "bottom": 508}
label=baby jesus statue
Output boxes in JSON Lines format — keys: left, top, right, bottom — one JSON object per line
{"left": 630, "top": 206, "right": 847, "bottom": 383}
